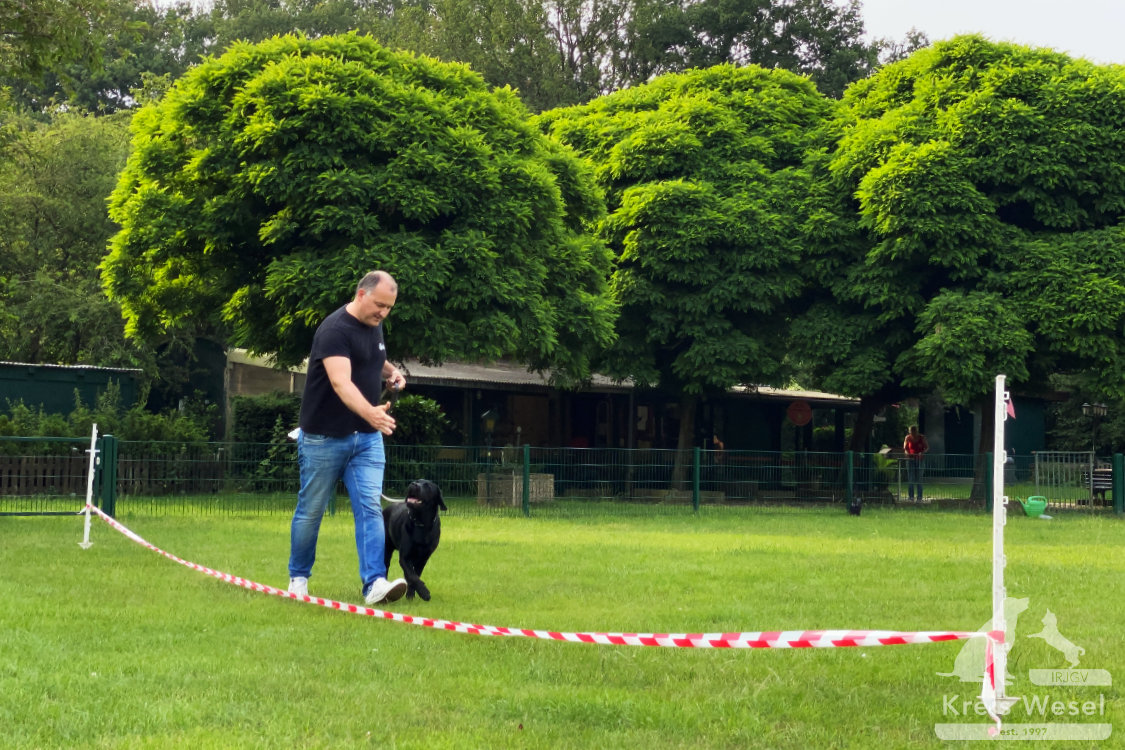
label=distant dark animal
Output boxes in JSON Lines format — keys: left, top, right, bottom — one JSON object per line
{"left": 383, "top": 479, "right": 445, "bottom": 601}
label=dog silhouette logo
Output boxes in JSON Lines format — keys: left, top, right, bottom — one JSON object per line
{"left": 1027, "top": 610, "right": 1085, "bottom": 668}
{"left": 937, "top": 596, "right": 1029, "bottom": 683}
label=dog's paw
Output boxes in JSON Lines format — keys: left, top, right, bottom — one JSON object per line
{"left": 416, "top": 582, "right": 431, "bottom": 601}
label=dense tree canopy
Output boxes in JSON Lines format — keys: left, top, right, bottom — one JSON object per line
{"left": 52, "top": 0, "right": 215, "bottom": 113}
{"left": 344, "top": 0, "right": 885, "bottom": 107}
{"left": 103, "top": 34, "right": 616, "bottom": 383}
{"left": 539, "top": 64, "right": 836, "bottom": 456}
{"left": 6, "top": 0, "right": 890, "bottom": 116}
{"left": 0, "top": 0, "right": 111, "bottom": 79}
{"left": 0, "top": 112, "right": 152, "bottom": 368}
{"left": 680, "top": 0, "right": 878, "bottom": 97}
{"left": 10, "top": 0, "right": 1125, "bottom": 458}
{"left": 793, "top": 35, "right": 1125, "bottom": 448}
{"left": 485, "top": 0, "right": 881, "bottom": 104}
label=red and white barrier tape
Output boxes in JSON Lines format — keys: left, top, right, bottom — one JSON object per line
{"left": 84, "top": 504, "right": 989, "bottom": 650}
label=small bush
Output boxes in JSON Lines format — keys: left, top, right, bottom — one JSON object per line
{"left": 0, "top": 384, "right": 214, "bottom": 449}
{"left": 230, "top": 392, "right": 301, "bottom": 443}
{"left": 388, "top": 394, "right": 452, "bottom": 446}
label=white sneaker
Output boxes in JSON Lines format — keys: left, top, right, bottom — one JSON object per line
{"left": 288, "top": 577, "right": 309, "bottom": 597}
{"left": 364, "top": 577, "right": 407, "bottom": 605}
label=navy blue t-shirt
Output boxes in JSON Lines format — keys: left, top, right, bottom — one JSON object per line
{"left": 299, "top": 305, "right": 387, "bottom": 436}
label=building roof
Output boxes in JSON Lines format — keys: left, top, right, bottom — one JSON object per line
{"left": 0, "top": 360, "right": 143, "bottom": 374}
{"left": 730, "top": 384, "right": 859, "bottom": 406}
{"left": 227, "top": 349, "right": 857, "bottom": 405}
{"left": 401, "top": 358, "right": 631, "bottom": 393}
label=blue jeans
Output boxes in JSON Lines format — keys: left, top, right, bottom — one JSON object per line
{"left": 289, "top": 430, "right": 388, "bottom": 590}
{"left": 907, "top": 458, "right": 924, "bottom": 499}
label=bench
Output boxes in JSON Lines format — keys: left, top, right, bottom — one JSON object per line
{"left": 1082, "top": 468, "right": 1113, "bottom": 504}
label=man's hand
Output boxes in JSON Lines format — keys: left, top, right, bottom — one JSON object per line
{"left": 324, "top": 355, "right": 398, "bottom": 435}
{"left": 368, "top": 402, "right": 396, "bottom": 436}
{"left": 384, "top": 364, "right": 406, "bottom": 392}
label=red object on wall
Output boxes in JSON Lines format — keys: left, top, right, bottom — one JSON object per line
{"left": 787, "top": 400, "right": 812, "bottom": 427}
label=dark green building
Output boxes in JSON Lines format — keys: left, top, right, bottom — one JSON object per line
{"left": 0, "top": 361, "right": 141, "bottom": 414}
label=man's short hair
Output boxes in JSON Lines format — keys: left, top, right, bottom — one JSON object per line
{"left": 357, "top": 270, "right": 397, "bottom": 295}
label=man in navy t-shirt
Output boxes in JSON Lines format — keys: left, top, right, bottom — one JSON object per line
{"left": 287, "top": 270, "right": 409, "bottom": 606}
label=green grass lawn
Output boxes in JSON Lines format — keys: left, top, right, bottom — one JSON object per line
{"left": 2, "top": 506, "right": 1122, "bottom": 749}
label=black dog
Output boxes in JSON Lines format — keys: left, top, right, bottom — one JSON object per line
{"left": 383, "top": 479, "right": 445, "bottom": 601}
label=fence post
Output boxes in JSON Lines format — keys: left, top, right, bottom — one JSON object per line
{"left": 1114, "top": 453, "right": 1123, "bottom": 515}
{"left": 985, "top": 453, "right": 993, "bottom": 513}
{"left": 692, "top": 447, "right": 701, "bottom": 513}
{"left": 97, "top": 434, "right": 118, "bottom": 518}
{"left": 522, "top": 444, "right": 531, "bottom": 517}
{"left": 845, "top": 451, "right": 854, "bottom": 506}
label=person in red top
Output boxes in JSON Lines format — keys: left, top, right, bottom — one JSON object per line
{"left": 903, "top": 425, "right": 929, "bottom": 501}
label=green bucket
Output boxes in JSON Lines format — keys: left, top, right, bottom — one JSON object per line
{"left": 1019, "top": 496, "right": 1047, "bottom": 517}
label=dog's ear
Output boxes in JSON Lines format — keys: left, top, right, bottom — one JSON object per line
{"left": 435, "top": 485, "right": 446, "bottom": 511}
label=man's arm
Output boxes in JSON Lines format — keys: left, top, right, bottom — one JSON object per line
{"left": 323, "top": 356, "right": 396, "bottom": 434}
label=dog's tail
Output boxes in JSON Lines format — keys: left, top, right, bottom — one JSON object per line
{"left": 380, "top": 493, "right": 406, "bottom": 504}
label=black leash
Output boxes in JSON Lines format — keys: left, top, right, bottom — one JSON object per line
{"left": 380, "top": 384, "right": 402, "bottom": 412}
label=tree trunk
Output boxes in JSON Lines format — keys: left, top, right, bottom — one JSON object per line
{"left": 671, "top": 393, "right": 699, "bottom": 489}
{"left": 848, "top": 395, "right": 886, "bottom": 453}
{"left": 970, "top": 396, "right": 996, "bottom": 504}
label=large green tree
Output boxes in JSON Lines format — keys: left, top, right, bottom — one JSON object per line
{"left": 527, "top": 0, "right": 881, "bottom": 105}
{"left": 226, "top": 0, "right": 873, "bottom": 113}
{"left": 539, "top": 64, "right": 836, "bottom": 473}
{"left": 358, "top": 0, "right": 574, "bottom": 113}
{"left": 0, "top": 0, "right": 111, "bottom": 79}
{"left": 681, "top": 0, "right": 879, "bottom": 98}
{"left": 0, "top": 0, "right": 153, "bottom": 116}
{"left": 3, "top": 0, "right": 892, "bottom": 117}
{"left": 103, "top": 34, "right": 616, "bottom": 383}
{"left": 0, "top": 111, "right": 152, "bottom": 369}
{"left": 793, "top": 35, "right": 1125, "bottom": 457}
{"left": 52, "top": 0, "right": 216, "bottom": 113}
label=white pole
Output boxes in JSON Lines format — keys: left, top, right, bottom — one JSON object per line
{"left": 79, "top": 424, "right": 99, "bottom": 549}
{"left": 987, "top": 376, "right": 1016, "bottom": 717}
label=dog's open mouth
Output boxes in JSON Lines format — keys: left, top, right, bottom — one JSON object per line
{"left": 406, "top": 497, "right": 423, "bottom": 506}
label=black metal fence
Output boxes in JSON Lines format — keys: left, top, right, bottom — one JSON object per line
{"left": 2, "top": 436, "right": 1122, "bottom": 517}
{"left": 0, "top": 436, "right": 93, "bottom": 515}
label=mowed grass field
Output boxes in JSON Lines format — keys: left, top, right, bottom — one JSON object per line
{"left": 2, "top": 505, "right": 1122, "bottom": 749}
